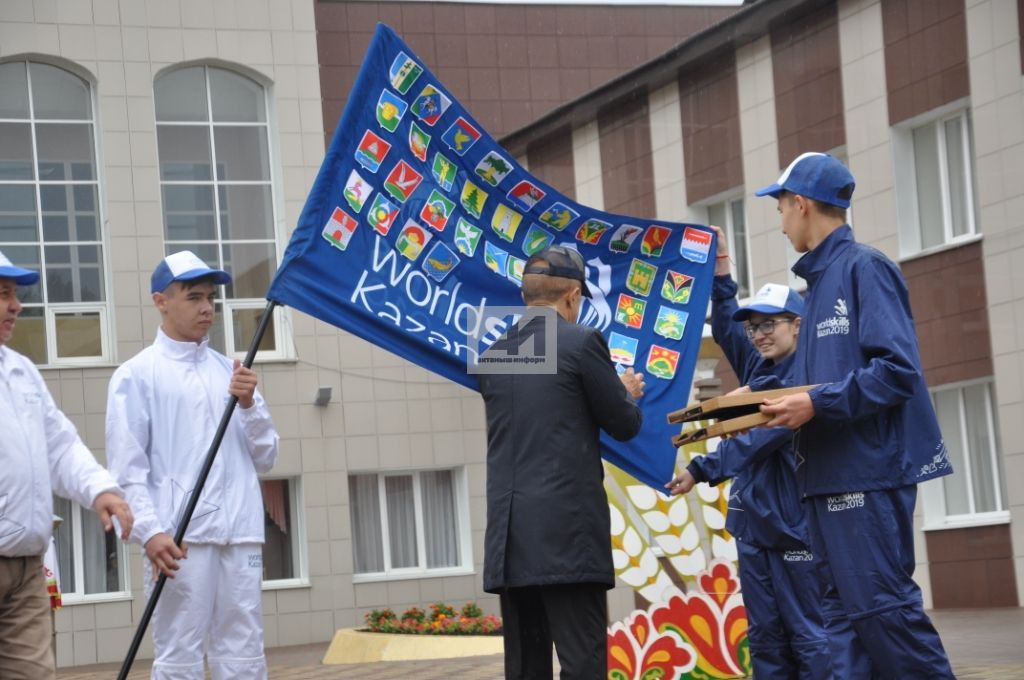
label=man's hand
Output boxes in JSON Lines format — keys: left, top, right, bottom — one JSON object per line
{"left": 144, "top": 533, "right": 188, "bottom": 580}
{"left": 620, "top": 368, "right": 645, "bottom": 400}
{"left": 93, "top": 492, "right": 133, "bottom": 540}
{"left": 664, "top": 470, "right": 696, "bottom": 496}
{"left": 726, "top": 385, "right": 751, "bottom": 396}
{"left": 710, "top": 225, "right": 731, "bottom": 277}
{"left": 760, "top": 392, "right": 814, "bottom": 429}
{"left": 229, "top": 359, "right": 258, "bottom": 409}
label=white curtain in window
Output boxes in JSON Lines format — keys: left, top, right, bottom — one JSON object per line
{"left": 935, "top": 389, "right": 969, "bottom": 515}
{"left": 51, "top": 497, "right": 74, "bottom": 593}
{"left": 80, "top": 509, "right": 117, "bottom": 594}
{"left": 385, "top": 475, "right": 417, "bottom": 569}
{"left": 964, "top": 384, "right": 997, "bottom": 513}
{"left": 421, "top": 470, "right": 459, "bottom": 568}
{"left": 348, "top": 475, "right": 384, "bottom": 573}
{"left": 913, "top": 122, "right": 944, "bottom": 250}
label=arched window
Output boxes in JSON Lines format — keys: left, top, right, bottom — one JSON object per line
{"left": 154, "top": 65, "right": 285, "bottom": 357}
{"left": 0, "top": 60, "right": 109, "bottom": 365}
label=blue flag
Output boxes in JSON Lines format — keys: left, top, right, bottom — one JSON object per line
{"left": 267, "top": 23, "right": 716, "bottom": 489}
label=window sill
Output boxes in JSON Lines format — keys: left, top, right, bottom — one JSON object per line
{"left": 922, "top": 511, "right": 1010, "bottom": 532}
{"left": 60, "top": 591, "right": 133, "bottom": 606}
{"left": 898, "top": 234, "right": 983, "bottom": 264}
{"left": 262, "top": 577, "right": 310, "bottom": 591}
{"left": 352, "top": 566, "right": 475, "bottom": 585}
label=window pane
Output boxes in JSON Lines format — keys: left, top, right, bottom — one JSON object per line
{"left": 0, "top": 185, "right": 39, "bottom": 240}
{"left": 935, "top": 390, "right": 969, "bottom": 515}
{"left": 30, "top": 63, "right": 91, "bottom": 120}
{"left": 44, "top": 244, "right": 104, "bottom": 302}
{"left": 964, "top": 384, "right": 999, "bottom": 513}
{"left": 0, "top": 62, "right": 30, "bottom": 118}
{"left": 80, "top": 507, "right": 123, "bottom": 594}
{"left": 421, "top": 470, "right": 458, "bottom": 569}
{"left": 261, "top": 480, "right": 294, "bottom": 580}
{"left": 0, "top": 122, "right": 35, "bottom": 180}
{"left": 210, "top": 69, "right": 266, "bottom": 123}
{"left": 9, "top": 306, "right": 45, "bottom": 364}
{"left": 232, "top": 307, "right": 276, "bottom": 353}
{"left": 707, "top": 202, "right": 726, "bottom": 230}
{"left": 36, "top": 123, "right": 96, "bottom": 181}
{"left": 730, "top": 199, "right": 750, "bottom": 298}
{"left": 944, "top": 117, "right": 969, "bottom": 239}
{"left": 213, "top": 126, "right": 270, "bottom": 181}
{"left": 218, "top": 185, "right": 273, "bottom": 240}
{"left": 52, "top": 497, "right": 76, "bottom": 593}
{"left": 348, "top": 475, "right": 384, "bottom": 574}
{"left": 385, "top": 475, "right": 417, "bottom": 569}
{"left": 162, "top": 185, "right": 216, "bottom": 241}
{"left": 41, "top": 184, "right": 99, "bottom": 242}
{"left": 157, "top": 126, "right": 212, "bottom": 181}
{"left": 55, "top": 311, "right": 102, "bottom": 358}
{"left": 155, "top": 67, "right": 209, "bottom": 122}
{"left": 913, "top": 123, "right": 944, "bottom": 250}
{"left": 223, "top": 242, "right": 275, "bottom": 299}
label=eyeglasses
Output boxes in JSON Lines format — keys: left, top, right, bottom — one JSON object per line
{"left": 744, "top": 318, "right": 794, "bottom": 338}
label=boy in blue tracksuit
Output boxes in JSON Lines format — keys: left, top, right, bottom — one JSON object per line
{"left": 667, "top": 229, "right": 832, "bottom": 679}
{"left": 758, "top": 153, "right": 954, "bottom": 679}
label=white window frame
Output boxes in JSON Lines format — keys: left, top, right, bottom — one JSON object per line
{"left": 53, "top": 500, "right": 132, "bottom": 606}
{"left": 351, "top": 467, "right": 474, "bottom": 583}
{"left": 704, "top": 193, "right": 752, "bottom": 301}
{"left": 154, "top": 63, "right": 294, "bottom": 363}
{"left": 0, "top": 59, "right": 114, "bottom": 367}
{"left": 260, "top": 476, "right": 309, "bottom": 590}
{"left": 892, "top": 101, "right": 980, "bottom": 260}
{"left": 921, "top": 378, "right": 1009, "bottom": 531}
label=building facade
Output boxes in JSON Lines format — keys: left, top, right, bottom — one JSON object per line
{"left": 0, "top": 0, "right": 1020, "bottom": 668}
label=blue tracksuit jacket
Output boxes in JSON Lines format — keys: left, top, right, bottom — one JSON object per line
{"left": 791, "top": 225, "right": 953, "bottom": 495}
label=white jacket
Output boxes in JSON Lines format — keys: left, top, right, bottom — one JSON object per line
{"left": 106, "top": 329, "right": 279, "bottom": 547}
{"left": 0, "top": 345, "right": 122, "bottom": 557}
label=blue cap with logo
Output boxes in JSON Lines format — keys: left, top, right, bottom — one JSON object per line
{"left": 732, "top": 282, "right": 804, "bottom": 321}
{"left": 0, "top": 250, "right": 40, "bottom": 285}
{"left": 151, "top": 250, "right": 231, "bottom": 294}
{"left": 754, "top": 152, "right": 856, "bottom": 209}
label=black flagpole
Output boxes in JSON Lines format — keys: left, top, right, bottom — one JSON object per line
{"left": 116, "top": 300, "right": 278, "bottom": 680}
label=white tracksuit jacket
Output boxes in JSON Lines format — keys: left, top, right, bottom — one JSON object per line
{"left": 105, "top": 329, "right": 279, "bottom": 547}
{"left": 0, "top": 345, "right": 122, "bottom": 557}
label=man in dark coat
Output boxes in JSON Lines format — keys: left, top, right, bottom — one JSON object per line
{"left": 479, "top": 245, "right": 644, "bottom": 679}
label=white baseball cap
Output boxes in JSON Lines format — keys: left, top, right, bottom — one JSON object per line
{"left": 151, "top": 250, "right": 231, "bottom": 293}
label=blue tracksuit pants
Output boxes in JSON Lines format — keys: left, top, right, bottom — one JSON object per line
{"left": 807, "top": 485, "right": 954, "bottom": 679}
{"left": 738, "top": 540, "right": 832, "bottom": 679}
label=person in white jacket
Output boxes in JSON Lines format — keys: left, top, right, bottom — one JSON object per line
{"left": 106, "top": 251, "right": 279, "bottom": 680}
{"left": 0, "top": 251, "right": 133, "bottom": 680}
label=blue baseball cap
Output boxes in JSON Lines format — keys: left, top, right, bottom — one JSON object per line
{"left": 151, "top": 250, "right": 231, "bottom": 294}
{"left": 754, "top": 152, "right": 856, "bottom": 209}
{"left": 0, "top": 250, "right": 40, "bottom": 285}
{"left": 732, "top": 283, "right": 804, "bottom": 321}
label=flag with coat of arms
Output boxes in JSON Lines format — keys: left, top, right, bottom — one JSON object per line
{"left": 267, "top": 23, "right": 717, "bottom": 489}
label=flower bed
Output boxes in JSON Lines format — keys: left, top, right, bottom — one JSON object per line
{"left": 363, "top": 602, "right": 502, "bottom": 636}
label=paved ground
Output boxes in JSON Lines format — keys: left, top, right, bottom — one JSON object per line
{"left": 58, "top": 607, "right": 1024, "bottom": 679}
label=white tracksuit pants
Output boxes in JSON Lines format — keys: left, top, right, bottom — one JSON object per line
{"left": 145, "top": 543, "right": 266, "bottom": 680}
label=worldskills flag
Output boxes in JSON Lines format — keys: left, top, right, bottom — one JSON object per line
{"left": 266, "top": 24, "right": 716, "bottom": 489}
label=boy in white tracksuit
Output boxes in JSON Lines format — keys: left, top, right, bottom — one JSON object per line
{"left": 106, "top": 251, "right": 279, "bottom": 680}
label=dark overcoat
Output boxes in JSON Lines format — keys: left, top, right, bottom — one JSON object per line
{"left": 479, "top": 314, "right": 642, "bottom": 593}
